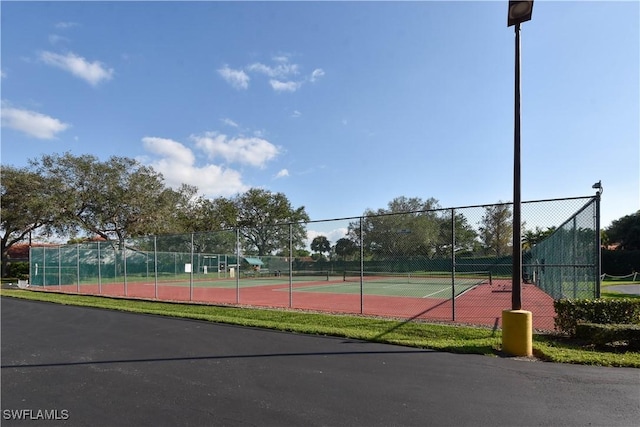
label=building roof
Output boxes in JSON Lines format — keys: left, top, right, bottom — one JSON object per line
{"left": 242, "top": 257, "right": 264, "bottom": 266}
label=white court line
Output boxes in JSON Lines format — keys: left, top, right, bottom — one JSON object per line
{"left": 422, "top": 288, "right": 448, "bottom": 298}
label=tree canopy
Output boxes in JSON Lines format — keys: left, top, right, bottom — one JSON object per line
{"left": 348, "top": 197, "right": 441, "bottom": 258}
{"left": 478, "top": 202, "right": 513, "bottom": 257}
{"left": 311, "top": 236, "right": 331, "bottom": 256}
{"left": 0, "top": 166, "right": 60, "bottom": 276}
{"left": 1, "top": 154, "right": 314, "bottom": 276}
{"left": 605, "top": 211, "right": 640, "bottom": 250}
{"left": 8, "top": 151, "right": 615, "bottom": 279}
{"left": 234, "top": 188, "right": 310, "bottom": 256}
{"left": 29, "top": 153, "right": 191, "bottom": 249}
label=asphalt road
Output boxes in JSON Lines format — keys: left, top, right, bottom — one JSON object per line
{"left": 605, "top": 284, "right": 640, "bottom": 295}
{"left": 1, "top": 297, "right": 638, "bottom": 426}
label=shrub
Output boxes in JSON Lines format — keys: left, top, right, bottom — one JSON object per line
{"left": 575, "top": 323, "right": 640, "bottom": 349}
{"left": 5, "top": 261, "right": 29, "bottom": 280}
{"left": 554, "top": 299, "right": 640, "bottom": 335}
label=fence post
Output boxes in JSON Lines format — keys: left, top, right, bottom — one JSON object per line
{"left": 594, "top": 194, "right": 601, "bottom": 298}
{"left": 76, "top": 243, "right": 80, "bottom": 293}
{"left": 190, "top": 233, "right": 194, "bottom": 301}
{"left": 289, "top": 223, "right": 293, "bottom": 308}
{"left": 451, "top": 208, "right": 456, "bottom": 321}
{"left": 236, "top": 228, "right": 240, "bottom": 304}
{"left": 57, "top": 245, "right": 61, "bottom": 290}
{"left": 124, "top": 243, "right": 127, "bottom": 296}
{"left": 154, "top": 236, "right": 158, "bottom": 299}
{"left": 43, "top": 247, "right": 47, "bottom": 288}
{"left": 360, "top": 218, "right": 364, "bottom": 314}
{"left": 98, "top": 242, "right": 102, "bottom": 294}
{"left": 572, "top": 216, "right": 578, "bottom": 299}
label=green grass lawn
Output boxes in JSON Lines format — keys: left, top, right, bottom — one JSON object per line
{"left": 1, "top": 289, "right": 638, "bottom": 368}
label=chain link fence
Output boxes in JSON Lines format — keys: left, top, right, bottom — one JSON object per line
{"left": 29, "top": 196, "right": 600, "bottom": 331}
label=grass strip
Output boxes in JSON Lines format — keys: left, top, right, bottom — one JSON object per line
{"left": 2, "top": 289, "right": 638, "bottom": 368}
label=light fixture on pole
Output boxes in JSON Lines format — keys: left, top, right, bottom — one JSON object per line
{"left": 508, "top": 0, "right": 533, "bottom": 311}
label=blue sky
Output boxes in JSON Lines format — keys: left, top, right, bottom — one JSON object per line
{"left": 1, "top": 1, "right": 638, "bottom": 245}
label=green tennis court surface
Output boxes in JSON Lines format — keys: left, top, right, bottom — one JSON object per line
{"left": 291, "top": 281, "right": 479, "bottom": 298}
{"left": 74, "top": 270, "right": 490, "bottom": 298}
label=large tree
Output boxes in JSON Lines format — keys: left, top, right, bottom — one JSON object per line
{"left": 434, "top": 210, "right": 478, "bottom": 257}
{"left": 478, "top": 202, "right": 512, "bottom": 257}
{"left": 0, "top": 166, "right": 61, "bottom": 277}
{"left": 605, "top": 211, "right": 640, "bottom": 250}
{"left": 348, "top": 196, "right": 442, "bottom": 258}
{"left": 311, "top": 236, "right": 331, "bottom": 256}
{"left": 334, "top": 237, "right": 358, "bottom": 261}
{"left": 522, "top": 226, "right": 556, "bottom": 251}
{"left": 29, "top": 153, "right": 191, "bottom": 249}
{"left": 233, "top": 188, "right": 309, "bottom": 256}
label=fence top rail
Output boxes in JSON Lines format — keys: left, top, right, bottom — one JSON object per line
{"left": 27, "top": 194, "right": 597, "bottom": 248}
{"left": 301, "top": 195, "right": 597, "bottom": 226}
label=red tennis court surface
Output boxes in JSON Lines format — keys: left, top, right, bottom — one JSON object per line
{"left": 38, "top": 278, "right": 556, "bottom": 331}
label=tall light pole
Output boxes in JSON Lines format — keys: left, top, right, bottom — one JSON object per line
{"left": 502, "top": 1, "right": 534, "bottom": 357}
{"left": 508, "top": 0, "right": 533, "bottom": 310}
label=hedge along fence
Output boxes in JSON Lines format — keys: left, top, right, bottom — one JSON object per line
{"left": 554, "top": 299, "right": 640, "bottom": 336}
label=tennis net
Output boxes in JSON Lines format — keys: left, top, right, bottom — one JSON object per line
{"left": 241, "top": 270, "right": 331, "bottom": 281}
{"left": 342, "top": 270, "right": 492, "bottom": 286}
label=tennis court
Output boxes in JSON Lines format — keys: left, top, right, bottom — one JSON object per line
{"left": 106, "top": 270, "right": 490, "bottom": 299}
{"left": 286, "top": 270, "right": 490, "bottom": 298}
{"left": 28, "top": 196, "right": 599, "bottom": 332}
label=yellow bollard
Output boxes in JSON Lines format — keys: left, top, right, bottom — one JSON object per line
{"left": 502, "top": 310, "right": 533, "bottom": 357}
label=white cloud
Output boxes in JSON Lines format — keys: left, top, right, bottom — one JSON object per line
{"left": 39, "top": 51, "right": 114, "bottom": 86}
{"left": 221, "top": 118, "right": 239, "bottom": 128}
{"left": 192, "top": 132, "right": 280, "bottom": 167}
{"left": 310, "top": 68, "right": 325, "bottom": 82}
{"left": 141, "top": 136, "right": 248, "bottom": 197}
{"left": 1, "top": 105, "right": 70, "bottom": 139}
{"left": 247, "top": 61, "right": 299, "bottom": 79}
{"left": 222, "top": 55, "right": 323, "bottom": 93}
{"left": 218, "top": 65, "right": 250, "bottom": 90}
{"left": 275, "top": 169, "right": 289, "bottom": 179}
{"left": 270, "top": 79, "right": 302, "bottom": 92}
{"left": 1, "top": 69, "right": 6, "bottom": 79}
{"left": 142, "top": 137, "right": 195, "bottom": 166}
{"left": 49, "top": 34, "right": 70, "bottom": 45}
{"left": 291, "top": 110, "right": 302, "bottom": 118}
{"left": 55, "top": 22, "right": 78, "bottom": 29}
